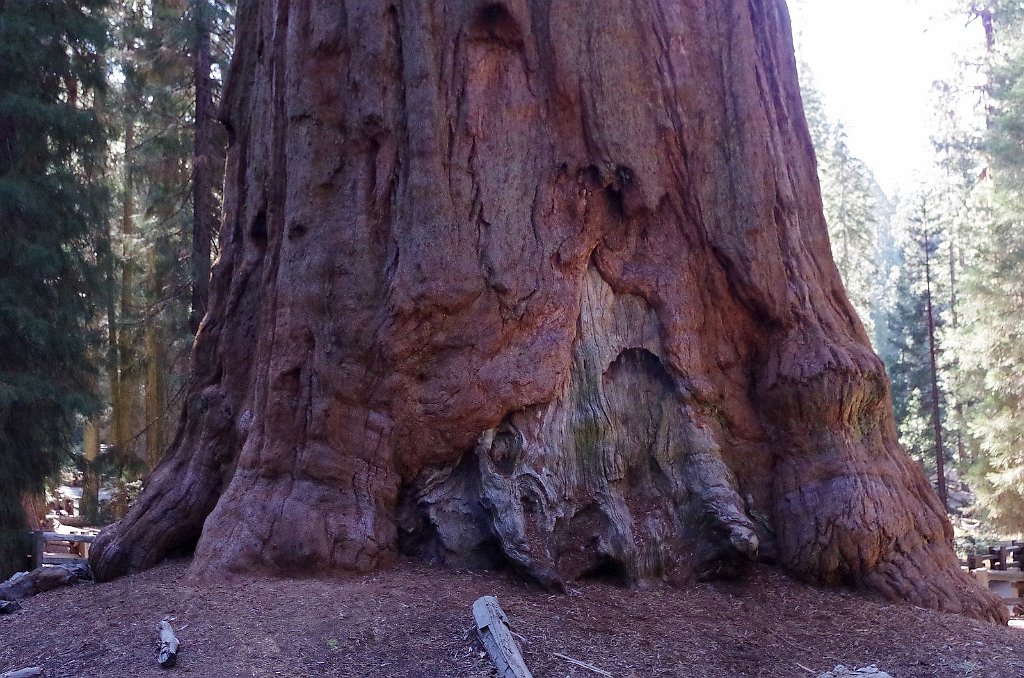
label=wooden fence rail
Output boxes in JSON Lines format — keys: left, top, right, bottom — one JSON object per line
{"left": 29, "top": 530, "right": 96, "bottom": 569}
{"left": 964, "top": 542, "right": 1024, "bottom": 572}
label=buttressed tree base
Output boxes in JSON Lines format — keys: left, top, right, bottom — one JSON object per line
{"left": 90, "top": 0, "right": 1007, "bottom": 623}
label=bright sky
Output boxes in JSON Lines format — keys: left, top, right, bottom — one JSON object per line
{"left": 788, "top": 0, "right": 985, "bottom": 194}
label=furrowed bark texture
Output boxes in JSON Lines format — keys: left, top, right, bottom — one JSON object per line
{"left": 90, "top": 0, "right": 1006, "bottom": 622}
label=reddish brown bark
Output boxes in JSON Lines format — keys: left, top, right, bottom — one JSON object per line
{"left": 190, "top": 0, "right": 216, "bottom": 334}
{"left": 90, "top": 0, "right": 1006, "bottom": 623}
{"left": 113, "top": 121, "right": 137, "bottom": 467}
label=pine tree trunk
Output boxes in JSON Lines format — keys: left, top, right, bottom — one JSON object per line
{"left": 923, "top": 227, "right": 949, "bottom": 512}
{"left": 80, "top": 421, "right": 102, "bottom": 522}
{"left": 190, "top": 0, "right": 216, "bottom": 334}
{"left": 88, "top": 74, "right": 112, "bottom": 525}
{"left": 947, "top": 229, "right": 969, "bottom": 468}
{"left": 144, "top": 245, "right": 167, "bottom": 469}
{"left": 980, "top": 7, "right": 995, "bottom": 53}
{"left": 20, "top": 493, "right": 44, "bottom": 532}
{"left": 114, "top": 122, "right": 136, "bottom": 468}
{"left": 91, "top": 0, "right": 1006, "bottom": 622}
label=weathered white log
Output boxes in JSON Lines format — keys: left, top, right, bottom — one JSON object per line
{"left": 472, "top": 596, "right": 533, "bottom": 678}
{"left": 1, "top": 668, "right": 44, "bottom": 678}
{"left": 158, "top": 621, "right": 179, "bottom": 668}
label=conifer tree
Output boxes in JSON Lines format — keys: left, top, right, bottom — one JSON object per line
{"left": 93, "top": 0, "right": 233, "bottom": 489}
{"left": 0, "top": 0, "right": 110, "bottom": 576}
{"left": 953, "top": 0, "right": 1024, "bottom": 534}
{"left": 887, "top": 194, "right": 951, "bottom": 507}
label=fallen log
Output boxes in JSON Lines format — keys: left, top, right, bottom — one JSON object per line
{"left": 158, "top": 621, "right": 179, "bottom": 669}
{"left": 472, "top": 596, "right": 533, "bottom": 678}
{"left": 0, "top": 668, "right": 44, "bottom": 678}
{"left": 0, "top": 563, "right": 92, "bottom": 602}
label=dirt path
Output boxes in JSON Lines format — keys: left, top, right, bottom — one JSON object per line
{"left": 1, "top": 559, "right": 1021, "bottom": 677}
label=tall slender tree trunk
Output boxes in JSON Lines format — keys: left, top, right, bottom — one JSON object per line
{"left": 81, "top": 421, "right": 102, "bottom": 522}
{"left": 19, "top": 494, "right": 44, "bottom": 532}
{"left": 99, "top": 203, "right": 120, "bottom": 490}
{"left": 0, "top": 106, "right": 28, "bottom": 577}
{"left": 978, "top": 6, "right": 997, "bottom": 125}
{"left": 190, "top": 0, "right": 216, "bottom": 333}
{"left": 947, "top": 229, "right": 968, "bottom": 468}
{"left": 91, "top": 0, "right": 1005, "bottom": 623}
{"left": 85, "top": 69, "right": 111, "bottom": 525}
{"left": 923, "top": 226, "right": 948, "bottom": 512}
{"left": 980, "top": 7, "right": 995, "bottom": 53}
{"left": 114, "top": 122, "right": 137, "bottom": 468}
{"left": 144, "top": 244, "right": 167, "bottom": 469}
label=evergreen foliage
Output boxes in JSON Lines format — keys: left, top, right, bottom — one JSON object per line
{"left": 91, "top": 0, "right": 233, "bottom": 489}
{"left": 819, "top": 127, "right": 880, "bottom": 329}
{"left": 886, "top": 195, "right": 951, "bottom": 483}
{"left": 0, "top": 0, "right": 110, "bottom": 577}
{"left": 801, "top": 7, "right": 1024, "bottom": 532}
{"left": 799, "top": 58, "right": 957, "bottom": 511}
{"left": 957, "top": 6, "right": 1024, "bottom": 531}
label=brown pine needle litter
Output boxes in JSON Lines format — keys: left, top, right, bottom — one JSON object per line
{"left": 0, "top": 558, "right": 1021, "bottom": 677}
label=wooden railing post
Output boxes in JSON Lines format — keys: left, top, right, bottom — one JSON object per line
{"left": 30, "top": 531, "right": 44, "bottom": 571}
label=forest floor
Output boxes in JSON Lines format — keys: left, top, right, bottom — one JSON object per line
{"left": 0, "top": 558, "right": 1021, "bottom": 678}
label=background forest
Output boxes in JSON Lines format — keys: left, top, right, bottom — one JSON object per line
{"left": 0, "top": 0, "right": 233, "bottom": 575}
{"left": 799, "top": 1, "right": 1024, "bottom": 543}
{"left": 1, "top": 0, "right": 1022, "bottom": 579}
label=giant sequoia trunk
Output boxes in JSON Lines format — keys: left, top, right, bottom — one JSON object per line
{"left": 90, "top": 0, "right": 1006, "bottom": 622}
